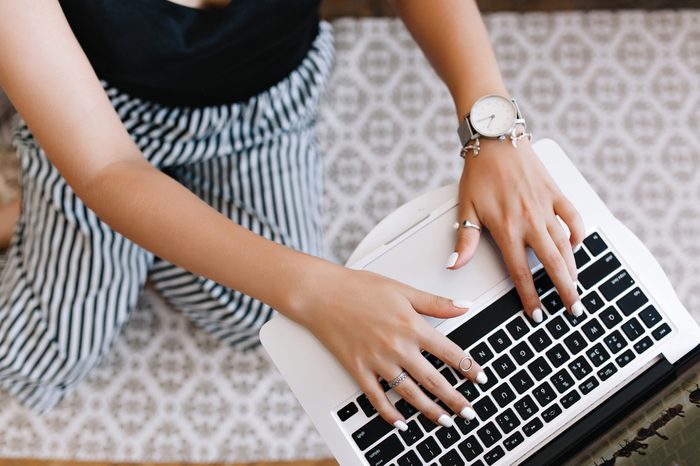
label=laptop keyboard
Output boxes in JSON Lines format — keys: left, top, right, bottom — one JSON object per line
{"left": 336, "top": 231, "right": 675, "bottom": 466}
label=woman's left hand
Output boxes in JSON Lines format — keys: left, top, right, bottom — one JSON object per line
{"left": 447, "top": 138, "right": 586, "bottom": 322}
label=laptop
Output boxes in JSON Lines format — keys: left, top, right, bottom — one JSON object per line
{"left": 260, "top": 138, "right": 700, "bottom": 465}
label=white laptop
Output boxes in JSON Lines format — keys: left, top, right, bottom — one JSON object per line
{"left": 260, "top": 138, "right": 700, "bottom": 466}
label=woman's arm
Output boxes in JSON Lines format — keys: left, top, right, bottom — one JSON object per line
{"left": 0, "top": 1, "right": 484, "bottom": 429}
{"left": 392, "top": 0, "right": 586, "bottom": 321}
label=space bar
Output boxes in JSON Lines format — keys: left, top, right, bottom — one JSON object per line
{"left": 447, "top": 288, "right": 523, "bottom": 351}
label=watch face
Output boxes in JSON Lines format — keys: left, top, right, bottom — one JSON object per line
{"left": 469, "top": 95, "right": 517, "bottom": 137}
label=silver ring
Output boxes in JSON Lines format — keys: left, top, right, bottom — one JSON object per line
{"left": 461, "top": 220, "right": 481, "bottom": 232}
{"left": 388, "top": 371, "right": 408, "bottom": 389}
{"left": 459, "top": 356, "right": 474, "bottom": 372}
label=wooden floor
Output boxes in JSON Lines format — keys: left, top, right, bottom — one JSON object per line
{"left": 0, "top": 460, "right": 338, "bottom": 466}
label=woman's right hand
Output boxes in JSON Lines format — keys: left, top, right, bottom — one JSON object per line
{"left": 299, "top": 266, "right": 488, "bottom": 430}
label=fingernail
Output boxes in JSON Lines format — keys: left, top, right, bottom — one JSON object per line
{"left": 475, "top": 371, "right": 488, "bottom": 385}
{"left": 572, "top": 300, "right": 584, "bottom": 317}
{"left": 437, "top": 414, "right": 455, "bottom": 428}
{"left": 452, "top": 299, "right": 473, "bottom": 309}
{"left": 446, "top": 252, "right": 459, "bottom": 268}
{"left": 531, "top": 308, "right": 544, "bottom": 323}
{"left": 460, "top": 406, "right": 477, "bottom": 420}
{"left": 393, "top": 420, "right": 408, "bottom": 432}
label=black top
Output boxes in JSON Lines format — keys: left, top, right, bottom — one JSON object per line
{"left": 59, "top": 0, "right": 321, "bottom": 107}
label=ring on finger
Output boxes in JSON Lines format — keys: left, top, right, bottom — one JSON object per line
{"left": 388, "top": 371, "right": 409, "bottom": 389}
{"left": 459, "top": 355, "right": 474, "bottom": 372}
{"left": 453, "top": 220, "right": 481, "bottom": 232}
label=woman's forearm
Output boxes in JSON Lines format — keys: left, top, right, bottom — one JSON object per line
{"left": 391, "top": 0, "right": 507, "bottom": 119}
{"left": 84, "top": 158, "right": 335, "bottom": 326}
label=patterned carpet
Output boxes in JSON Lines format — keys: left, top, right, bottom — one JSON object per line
{"left": 1, "top": 10, "right": 699, "bottom": 464}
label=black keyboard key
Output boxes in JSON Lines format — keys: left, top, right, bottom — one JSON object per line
{"left": 423, "top": 351, "right": 444, "bottom": 370}
{"left": 598, "top": 363, "right": 617, "bottom": 381}
{"left": 534, "top": 270, "right": 554, "bottom": 296}
{"left": 353, "top": 415, "right": 394, "bottom": 451}
{"left": 449, "top": 288, "right": 523, "bottom": 351}
{"left": 599, "top": 307, "right": 622, "bottom": 329}
{"left": 418, "top": 413, "right": 439, "bottom": 433}
{"left": 579, "top": 376, "right": 599, "bottom": 395}
{"left": 455, "top": 416, "right": 479, "bottom": 436}
{"left": 488, "top": 329, "right": 512, "bottom": 353}
{"left": 503, "top": 431, "right": 525, "bottom": 451}
{"left": 511, "top": 341, "right": 535, "bottom": 365}
{"left": 639, "top": 305, "right": 662, "bottom": 328}
{"left": 364, "top": 433, "right": 404, "bottom": 466}
{"left": 528, "top": 356, "right": 553, "bottom": 381}
{"left": 479, "top": 367, "right": 497, "bottom": 391}
{"left": 470, "top": 341, "right": 494, "bottom": 365}
{"left": 617, "top": 287, "right": 648, "bottom": 316}
{"left": 476, "top": 421, "right": 502, "bottom": 448}
{"left": 634, "top": 336, "right": 653, "bottom": 354}
{"left": 495, "top": 408, "right": 521, "bottom": 434}
{"left": 622, "top": 317, "right": 644, "bottom": 341}
{"left": 568, "top": 356, "right": 593, "bottom": 380}
{"left": 506, "top": 315, "right": 530, "bottom": 341}
{"left": 616, "top": 349, "right": 636, "bottom": 367}
{"left": 514, "top": 395, "right": 539, "bottom": 420}
{"left": 395, "top": 399, "right": 418, "bottom": 419}
{"left": 473, "top": 396, "right": 498, "bottom": 421}
{"left": 441, "top": 367, "right": 458, "bottom": 386}
{"left": 564, "top": 308, "right": 588, "bottom": 327}
{"left": 551, "top": 369, "right": 575, "bottom": 393}
{"left": 582, "top": 291, "right": 605, "bottom": 313}
{"left": 357, "top": 394, "right": 377, "bottom": 417}
{"left": 533, "top": 381, "right": 557, "bottom": 407}
{"left": 338, "top": 402, "right": 358, "bottom": 421}
{"left": 456, "top": 380, "right": 480, "bottom": 402}
{"left": 399, "top": 420, "right": 424, "bottom": 446}
{"left": 586, "top": 343, "right": 610, "bottom": 366}
{"left": 417, "top": 436, "right": 441, "bottom": 462}
{"left": 458, "top": 436, "right": 484, "bottom": 461}
{"left": 483, "top": 446, "right": 506, "bottom": 465}
{"left": 436, "top": 425, "right": 460, "bottom": 449}
{"left": 561, "top": 390, "right": 581, "bottom": 409}
{"left": 522, "top": 417, "right": 544, "bottom": 437}
{"left": 546, "top": 343, "right": 571, "bottom": 368}
{"left": 542, "top": 403, "right": 563, "bottom": 423}
{"left": 579, "top": 252, "right": 621, "bottom": 289}
{"left": 574, "top": 247, "right": 591, "bottom": 268}
{"left": 512, "top": 369, "right": 535, "bottom": 394}
{"left": 542, "top": 291, "right": 565, "bottom": 314}
{"left": 582, "top": 318, "right": 606, "bottom": 342}
{"left": 492, "top": 383, "right": 516, "bottom": 407}
{"left": 652, "top": 323, "right": 672, "bottom": 340}
{"left": 529, "top": 329, "right": 553, "bottom": 352}
{"left": 563, "top": 331, "right": 587, "bottom": 355}
{"left": 583, "top": 232, "right": 608, "bottom": 256}
{"left": 438, "top": 449, "right": 465, "bottom": 466}
{"left": 604, "top": 330, "right": 627, "bottom": 354}
{"left": 546, "top": 315, "right": 570, "bottom": 339}
{"left": 599, "top": 270, "right": 635, "bottom": 301}
{"left": 493, "top": 354, "right": 517, "bottom": 378}
{"left": 397, "top": 450, "right": 422, "bottom": 466}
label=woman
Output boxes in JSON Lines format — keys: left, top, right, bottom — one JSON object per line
{"left": 0, "top": 0, "right": 584, "bottom": 432}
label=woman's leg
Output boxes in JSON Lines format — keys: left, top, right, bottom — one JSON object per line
{"left": 0, "top": 141, "right": 153, "bottom": 411}
{"left": 0, "top": 197, "right": 19, "bottom": 250}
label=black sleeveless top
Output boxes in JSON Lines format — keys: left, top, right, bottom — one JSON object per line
{"left": 59, "top": 0, "right": 321, "bottom": 107}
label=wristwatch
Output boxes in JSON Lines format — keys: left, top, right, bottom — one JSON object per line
{"left": 457, "top": 94, "right": 531, "bottom": 158}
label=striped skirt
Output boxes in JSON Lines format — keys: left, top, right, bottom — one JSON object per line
{"left": 0, "top": 22, "right": 334, "bottom": 412}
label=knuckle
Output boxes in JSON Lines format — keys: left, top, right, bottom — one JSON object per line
{"left": 421, "top": 371, "right": 445, "bottom": 393}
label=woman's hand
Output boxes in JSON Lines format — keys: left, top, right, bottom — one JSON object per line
{"left": 448, "top": 138, "right": 586, "bottom": 322}
{"left": 301, "top": 267, "right": 488, "bottom": 429}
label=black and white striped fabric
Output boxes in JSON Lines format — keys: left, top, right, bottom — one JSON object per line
{"left": 0, "top": 22, "right": 334, "bottom": 412}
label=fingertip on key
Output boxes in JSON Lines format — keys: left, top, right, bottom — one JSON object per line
{"left": 572, "top": 300, "right": 584, "bottom": 317}
{"left": 437, "top": 414, "right": 455, "bottom": 428}
{"left": 393, "top": 420, "right": 408, "bottom": 432}
{"left": 476, "top": 371, "right": 488, "bottom": 385}
{"left": 460, "top": 406, "right": 477, "bottom": 420}
{"left": 531, "top": 308, "right": 544, "bottom": 324}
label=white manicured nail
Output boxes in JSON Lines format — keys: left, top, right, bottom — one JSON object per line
{"left": 452, "top": 299, "right": 473, "bottom": 309}
{"left": 446, "top": 252, "right": 459, "bottom": 268}
{"left": 572, "top": 300, "right": 584, "bottom": 317}
{"left": 531, "top": 308, "right": 544, "bottom": 323}
{"left": 475, "top": 371, "right": 488, "bottom": 385}
{"left": 393, "top": 420, "right": 408, "bottom": 432}
{"left": 437, "top": 414, "right": 455, "bottom": 428}
{"left": 460, "top": 406, "right": 477, "bottom": 420}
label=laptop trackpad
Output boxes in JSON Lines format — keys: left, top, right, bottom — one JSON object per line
{"left": 362, "top": 206, "right": 513, "bottom": 327}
